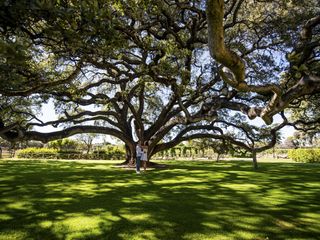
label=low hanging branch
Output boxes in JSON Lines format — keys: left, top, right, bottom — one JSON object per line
{"left": 23, "top": 126, "right": 130, "bottom": 144}
{"left": 206, "top": 0, "right": 320, "bottom": 125}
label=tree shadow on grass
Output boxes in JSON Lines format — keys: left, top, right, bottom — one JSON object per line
{"left": 0, "top": 160, "right": 319, "bottom": 240}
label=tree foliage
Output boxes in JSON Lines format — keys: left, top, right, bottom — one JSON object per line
{"left": 47, "top": 138, "right": 79, "bottom": 151}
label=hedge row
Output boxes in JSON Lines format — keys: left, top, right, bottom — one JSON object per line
{"left": 16, "top": 148, "right": 57, "bottom": 159}
{"left": 16, "top": 148, "right": 125, "bottom": 160}
{"left": 288, "top": 148, "right": 320, "bottom": 163}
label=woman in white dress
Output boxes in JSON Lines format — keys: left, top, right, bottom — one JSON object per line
{"left": 141, "top": 141, "right": 148, "bottom": 171}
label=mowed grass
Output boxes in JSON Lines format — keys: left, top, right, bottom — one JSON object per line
{"left": 0, "top": 160, "right": 319, "bottom": 240}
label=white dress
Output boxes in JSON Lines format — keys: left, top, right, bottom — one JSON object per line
{"left": 141, "top": 148, "right": 148, "bottom": 161}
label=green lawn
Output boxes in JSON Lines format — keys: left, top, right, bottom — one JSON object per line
{"left": 0, "top": 160, "right": 319, "bottom": 240}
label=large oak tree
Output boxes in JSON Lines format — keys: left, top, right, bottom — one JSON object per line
{"left": 0, "top": 0, "right": 319, "bottom": 167}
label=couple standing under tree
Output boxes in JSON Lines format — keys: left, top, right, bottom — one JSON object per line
{"left": 136, "top": 141, "right": 148, "bottom": 174}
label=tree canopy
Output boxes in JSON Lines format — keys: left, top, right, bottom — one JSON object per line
{"left": 0, "top": 0, "right": 319, "bottom": 164}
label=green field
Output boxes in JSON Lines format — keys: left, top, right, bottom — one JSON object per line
{"left": 0, "top": 160, "right": 319, "bottom": 240}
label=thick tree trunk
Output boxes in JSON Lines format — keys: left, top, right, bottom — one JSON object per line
{"left": 216, "top": 153, "right": 220, "bottom": 162}
{"left": 252, "top": 150, "right": 258, "bottom": 170}
{"left": 123, "top": 154, "right": 131, "bottom": 165}
{"left": 119, "top": 143, "right": 134, "bottom": 165}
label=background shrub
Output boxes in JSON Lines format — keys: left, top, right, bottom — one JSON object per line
{"left": 93, "top": 145, "right": 125, "bottom": 160}
{"left": 16, "top": 145, "right": 126, "bottom": 160}
{"left": 288, "top": 148, "right": 320, "bottom": 163}
{"left": 17, "top": 148, "right": 58, "bottom": 159}
{"left": 57, "top": 150, "right": 82, "bottom": 159}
